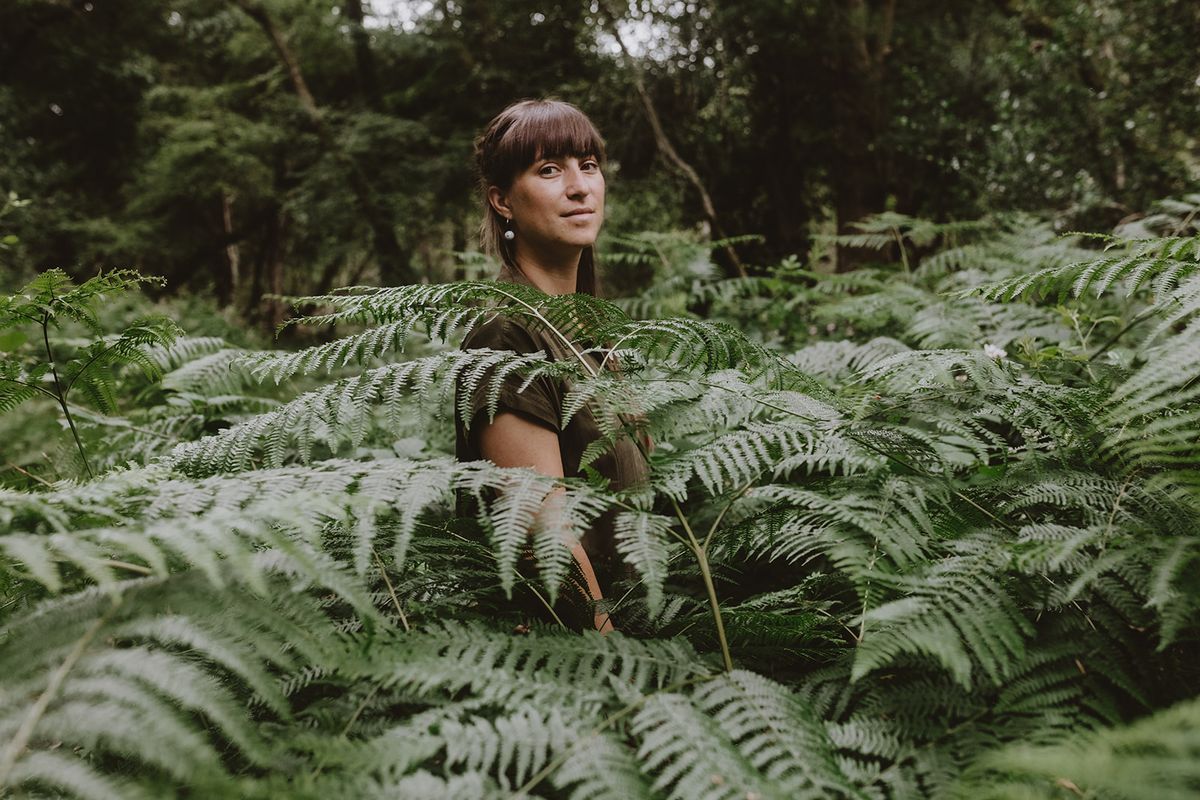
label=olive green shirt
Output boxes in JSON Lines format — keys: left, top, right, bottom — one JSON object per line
{"left": 454, "top": 269, "right": 648, "bottom": 589}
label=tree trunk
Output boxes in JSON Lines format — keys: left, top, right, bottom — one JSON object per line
{"left": 266, "top": 212, "right": 289, "bottom": 332}
{"left": 343, "top": 0, "right": 382, "bottom": 108}
{"left": 832, "top": 0, "right": 894, "bottom": 271}
{"left": 219, "top": 191, "right": 240, "bottom": 307}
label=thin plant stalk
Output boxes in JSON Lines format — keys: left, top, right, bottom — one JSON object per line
{"left": 41, "top": 311, "right": 93, "bottom": 479}
{"left": 670, "top": 497, "right": 734, "bottom": 672}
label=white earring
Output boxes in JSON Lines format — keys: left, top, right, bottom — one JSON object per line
{"left": 503, "top": 218, "right": 515, "bottom": 241}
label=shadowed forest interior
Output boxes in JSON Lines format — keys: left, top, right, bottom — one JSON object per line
{"left": 1, "top": 2, "right": 1200, "bottom": 799}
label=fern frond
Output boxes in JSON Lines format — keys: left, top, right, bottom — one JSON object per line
{"left": 737, "top": 477, "right": 940, "bottom": 573}
{"left": 0, "top": 575, "right": 346, "bottom": 797}
{"left": 853, "top": 556, "right": 1034, "bottom": 689}
{"left": 630, "top": 691, "right": 788, "bottom": 800}
{"left": 959, "top": 695, "right": 1200, "bottom": 800}
{"left": 65, "top": 317, "right": 183, "bottom": 412}
{"left": 441, "top": 706, "right": 565, "bottom": 788}
{"left": 612, "top": 511, "right": 677, "bottom": 613}
{"left": 966, "top": 234, "right": 1200, "bottom": 303}
{"left": 377, "top": 771, "right": 507, "bottom": 799}
{"left": 546, "top": 727, "right": 657, "bottom": 800}
{"left": 165, "top": 349, "right": 553, "bottom": 475}
{"left": 0, "top": 363, "right": 44, "bottom": 415}
{"left": 654, "top": 416, "right": 869, "bottom": 502}
{"left": 237, "top": 318, "right": 441, "bottom": 384}
{"left": 0, "top": 492, "right": 384, "bottom": 624}
{"left": 161, "top": 346, "right": 258, "bottom": 395}
{"left": 346, "top": 623, "right": 713, "bottom": 711}
{"left": 788, "top": 338, "right": 911, "bottom": 382}
{"left": 692, "top": 670, "right": 861, "bottom": 798}
{"left": 3, "top": 750, "right": 148, "bottom": 800}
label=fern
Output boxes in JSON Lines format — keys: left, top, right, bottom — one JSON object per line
{"left": 3, "top": 204, "right": 1200, "bottom": 798}
{"left": 965, "top": 234, "right": 1200, "bottom": 304}
{"left": 1, "top": 270, "right": 180, "bottom": 478}
{"left": 957, "top": 695, "right": 1200, "bottom": 799}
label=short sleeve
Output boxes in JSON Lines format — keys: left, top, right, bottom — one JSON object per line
{"left": 459, "top": 316, "right": 561, "bottom": 435}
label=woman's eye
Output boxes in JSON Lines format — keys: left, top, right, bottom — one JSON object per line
{"left": 582, "top": 160, "right": 600, "bottom": 171}
{"left": 538, "top": 164, "right": 560, "bottom": 176}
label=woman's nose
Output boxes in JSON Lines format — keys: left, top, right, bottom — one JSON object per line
{"left": 563, "top": 163, "right": 589, "bottom": 198}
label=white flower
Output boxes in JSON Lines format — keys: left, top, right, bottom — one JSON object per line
{"left": 984, "top": 343, "right": 1007, "bottom": 360}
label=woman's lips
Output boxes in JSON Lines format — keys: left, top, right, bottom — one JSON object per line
{"left": 562, "top": 208, "right": 595, "bottom": 217}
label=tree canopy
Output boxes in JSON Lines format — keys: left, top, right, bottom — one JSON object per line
{"left": 3, "top": 0, "right": 1197, "bottom": 307}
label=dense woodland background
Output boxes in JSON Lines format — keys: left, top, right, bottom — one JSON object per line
{"left": 2, "top": 2, "right": 1200, "bottom": 799}
{"left": 3, "top": 0, "right": 1199, "bottom": 313}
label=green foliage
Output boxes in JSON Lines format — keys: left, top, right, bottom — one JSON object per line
{"left": 0, "top": 270, "right": 181, "bottom": 479}
{"left": 2, "top": 205, "right": 1200, "bottom": 798}
{"left": 957, "top": 695, "right": 1200, "bottom": 799}
{"left": 9, "top": 0, "right": 1199, "bottom": 304}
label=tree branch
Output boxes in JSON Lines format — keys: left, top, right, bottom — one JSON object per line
{"left": 600, "top": 5, "right": 747, "bottom": 278}
{"left": 229, "top": 0, "right": 322, "bottom": 125}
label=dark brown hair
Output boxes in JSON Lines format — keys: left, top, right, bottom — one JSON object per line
{"left": 474, "top": 99, "right": 607, "bottom": 296}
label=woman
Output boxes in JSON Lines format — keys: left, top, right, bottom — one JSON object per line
{"left": 454, "top": 99, "right": 647, "bottom": 634}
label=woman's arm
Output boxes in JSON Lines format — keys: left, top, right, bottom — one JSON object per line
{"left": 479, "top": 412, "right": 613, "bottom": 634}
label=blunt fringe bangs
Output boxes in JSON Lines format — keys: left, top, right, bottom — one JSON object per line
{"left": 477, "top": 99, "right": 607, "bottom": 190}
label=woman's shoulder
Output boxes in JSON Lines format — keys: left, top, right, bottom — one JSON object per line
{"left": 461, "top": 313, "right": 551, "bottom": 354}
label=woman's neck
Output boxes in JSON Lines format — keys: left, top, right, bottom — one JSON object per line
{"left": 511, "top": 244, "right": 581, "bottom": 295}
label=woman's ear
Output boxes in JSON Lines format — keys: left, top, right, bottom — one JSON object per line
{"left": 487, "top": 186, "right": 512, "bottom": 220}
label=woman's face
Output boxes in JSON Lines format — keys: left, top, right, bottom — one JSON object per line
{"left": 495, "top": 154, "right": 605, "bottom": 254}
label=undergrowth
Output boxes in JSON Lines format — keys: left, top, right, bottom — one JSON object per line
{"left": 1, "top": 202, "right": 1199, "bottom": 798}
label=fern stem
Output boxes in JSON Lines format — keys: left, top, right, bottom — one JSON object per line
{"left": 63, "top": 336, "right": 127, "bottom": 393}
{"left": 511, "top": 673, "right": 716, "bottom": 798}
{"left": 372, "top": 549, "right": 410, "bottom": 632}
{"left": 40, "top": 313, "right": 93, "bottom": 479}
{"left": 701, "top": 482, "right": 752, "bottom": 553}
{"left": 670, "top": 497, "right": 733, "bottom": 672}
{"left": 694, "top": 547, "right": 733, "bottom": 672}
{"left": 0, "top": 376, "right": 59, "bottom": 402}
{"left": 99, "top": 558, "right": 154, "bottom": 575}
{"left": 597, "top": 328, "right": 640, "bottom": 372}
{"left": 1101, "top": 473, "right": 1135, "bottom": 543}
{"left": 1086, "top": 306, "right": 1156, "bottom": 363}
{"left": 0, "top": 598, "right": 119, "bottom": 787}
{"left": 857, "top": 532, "right": 884, "bottom": 644}
{"left": 3, "top": 461, "right": 53, "bottom": 488}
{"left": 339, "top": 685, "right": 379, "bottom": 738}
{"left": 892, "top": 225, "right": 911, "bottom": 274}
{"left": 527, "top": 583, "right": 569, "bottom": 630}
{"left": 816, "top": 607, "right": 860, "bottom": 642}
{"left": 309, "top": 684, "right": 383, "bottom": 779}
{"left": 1068, "top": 311, "right": 1099, "bottom": 382}
{"left": 487, "top": 287, "right": 599, "bottom": 379}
